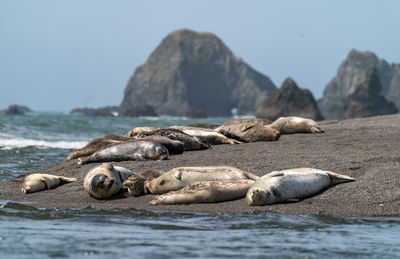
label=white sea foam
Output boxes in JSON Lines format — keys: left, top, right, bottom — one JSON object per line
{"left": 0, "top": 138, "right": 88, "bottom": 150}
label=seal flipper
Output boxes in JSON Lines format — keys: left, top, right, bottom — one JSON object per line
{"left": 326, "top": 171, "right": 355, "bottom": 184}
{"left": 58, "top": 176, "right": 77, "bottom": 183}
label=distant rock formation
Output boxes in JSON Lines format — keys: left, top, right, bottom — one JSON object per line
{"left": 341, "top": 67, "right": 398, "bottom": 119}
{"left": 318, "top": 49, "right": 400, "bottom": 119}
{"left": 120, "top": 29, "right": 277, "bottom": 116}
{"left": 1, "top": 105, "right": 32, "bottom": 115}
{"left": 121, "top": 105, "right": 158, "bottom": 117}
{"left": 71, "top": 106, "right": 120, "bottom": 117}
{"left": 256, "top": 78, "right": 323, "bottom": 121}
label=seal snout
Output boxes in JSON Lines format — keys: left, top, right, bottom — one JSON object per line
{"left": 144, "top": 181, "right": 151, "bottom": 194}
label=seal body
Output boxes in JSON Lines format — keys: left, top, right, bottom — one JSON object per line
{"left": 77, "top": 140, "right": 169, "bottom": 165}
{"left": 135, "top": 128, "right": 211, "bottom": 151}
{"left": 222, "top": 118, "right": 272, "bottom": 126}
{"left": 171, "top": 126, "right": 241, "bottom": 145}
{"left": 215, "top": 123, "right": 280, "bottom": 143}
{"left": 123, "top": 169, "right": 164, "bottom": 196}
{"left": 125, "top": 127, "right": 161, "bottom": 137}
{"left": 21, "top": 174, "right": 77, "bottom": 194}
{"left": 66, "top": 134, "right": 133, "bottom": 160}
{"left": 149, "top": 179, "right": 255, "bottom": 205}
{"left": 268, "top": 116, "right": 324, "bottom": 134}
{"left": 84, "top": 163, "right": 135, "bottom": 199}
{"left": 246, "top": 168, "right": 355, "bottom": 206}
{"left": 144, "top": 166, "right": 259, "bottom": 194}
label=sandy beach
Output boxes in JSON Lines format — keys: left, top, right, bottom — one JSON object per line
{"left": 1, "top": 114, "right": 400, "bottom": 217}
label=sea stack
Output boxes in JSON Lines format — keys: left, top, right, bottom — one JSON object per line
{"left": 120, "top": 29, "right": 277, "bottom": 116}
{"left": 256, "top": 78, "right": 323, "bottom": 121}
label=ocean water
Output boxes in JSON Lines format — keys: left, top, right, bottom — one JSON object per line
{"left": 1, "top": 112, "right": 399, "bottom": 258}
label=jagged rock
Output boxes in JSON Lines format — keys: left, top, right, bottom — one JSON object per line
{"left": 255, "top": 78, "right": 323, "bottom": 121}
{"left": 70, "top": 106, "right": 120, "bottom": 117}
{"left": 120, "top": 29, "right": 277, "bottom": 116}
{"left": 342, "top": 67, "right": 398, "bottom": 119}
{"left": 2, "top": 105, "right": 32, "bottom": 115}
{"left": 318, "top": 49, "right": 400, "bottom": 119}
{"left": 121, "top": 105, "right": 158, "bottom": 117}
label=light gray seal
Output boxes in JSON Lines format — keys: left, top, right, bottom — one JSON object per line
{"left": 149, "top": 179, "right": 255, "bottom": 205}
{"left": 221, "top": 118, "right": 272, "bottom": 126}
{"left": 268, "top": 116, "right": 324, "bottom": 134}
{"left": 214, "top": 122, "right": 280, "bottom": 143}
{"left": 246, "top": 168, "right": 355, "bottom": 206}
{"left": 77, "top": 140, "right": 169, "bottom": 165}
{"left": 21, "top": 173, "right": 77, "bottom": 194}
{"left": 171, "top": 126, "right": 241, "bottom": 145}
{"left": 144, "top": 166, "right": 259, "bottom": 194}
{"left": 83, "top": 163, "right": 135, "bottom": 199}
{"left": 123, "top": 169, "right": 164, "bottom": 196}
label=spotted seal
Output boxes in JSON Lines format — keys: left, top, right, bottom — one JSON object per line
{"left": 214, "top": 122, "right": 280, "bottom": 143}
{"left": 144, "top": 166, "right": 259, "bottom": 195}
{"left": 268, "top": 116, "right": 324, "bottom": 134}
{"left": 83, "top": 163, "right": 135, "bottom": 199}
{"left": 21, "top": 174, "right": 76, "bottom": 194}
{"left": 123, "top": 169, "right": 164, "bottom": 196}
{"left": 246, "top": 168, "right": 355, "bottom": 206}
{"left": 77, "top": 140, "right": 169, "bottom": 165}
{"left": 149, "top": 179, "right": 255, "bottom": 205}
{"left": 171, "top": 126, "right": 241, "bottom": 145}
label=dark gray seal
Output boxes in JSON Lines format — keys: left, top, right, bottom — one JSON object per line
{"left": 77, "top": 140, "right": 169, "bottom": 165}
{"left": 135, "top": 128, "right": 211, "bottom": 151}
{"left": 123, "top": 169, "right": 164, "bottom": 196}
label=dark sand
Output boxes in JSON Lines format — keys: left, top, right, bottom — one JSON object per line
{"left": 1, "top": 114, "right": 400, "bottom": 217}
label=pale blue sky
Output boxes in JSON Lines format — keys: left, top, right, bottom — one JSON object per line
{"left": 1, "top": 0, "right": 399, "bottom": 112}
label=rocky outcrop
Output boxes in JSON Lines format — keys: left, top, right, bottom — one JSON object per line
{"left": 342, "top": 67, "right": 398, "bottom": 119}
{"left": 1, "top": 105, "right": 32, "bottom": 115}
{"left": 121, "top": 105, "right": 158, "bottom": 117}
{"left": 318, "top": 49, "right": 400, "bottom": 119}
{"left": 256, "top": 78, "right": 323, "bottom": 121}
{"left": 71, "top": 106, "right": 120, "bottom": 117}
{"left": 120, "top": 29, "right": 277, "bottom": 117}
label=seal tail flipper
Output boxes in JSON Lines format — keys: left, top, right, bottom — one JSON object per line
{"left": 58, "top": 176, "right": 77, "bottom": 183}
{"left": 327, "top": 171, "right": 355, "bottom": 184}
{"left": 244, "top": 171, "right": 260, "bottom": 181}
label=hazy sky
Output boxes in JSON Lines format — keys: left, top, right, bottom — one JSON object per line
{"left": 1, "top": 0, "right": 399, "bottom": 112}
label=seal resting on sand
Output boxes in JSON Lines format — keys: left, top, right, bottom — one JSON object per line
{"left": 149, "top": 179, "right": 255, "bottom": 205}
{"left": 123, "top": 169, "right": 164, "bottom": 196}
{"left": 77, "top": 141, "right": 169, "bottom": 165}
{"left": 134, "top": 128, "right": 211, "bottom": 151}
{"left": 144, "top": 166, "right": 259, "bottom": 194}
{"left": 84, "top": 163, "right": 135, "bottom": 199}
{"left": 268, "top": 116, "right": 324, "bottom": 134}
{"left": 170, "top": 126, "right": 241, "bottom": 145}
{"left": 221, "top": 118, "right": 272, "bottom": 126}
{"left": 246, "top": 168, "right": 355, "bottom": 206}
{"left": 214, "top": 122, "right": 280, "bottom": 143}
{"left": 21, "top": 174, "right": 76, "bottom": 194}
{"left": 67, "top": 134, "right": 183, "bottom": 160}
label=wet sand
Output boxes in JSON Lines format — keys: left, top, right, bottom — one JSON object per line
{"left": 1, "top": 114, "right": 400, "bottom": 217}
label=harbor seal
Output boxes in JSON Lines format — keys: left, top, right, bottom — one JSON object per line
{"left": 67, "top": 134, "right": 183, "bottom": 160}
{"left": 268, "top": 116, "right": 324, "bottom": 134}
{"left": 170, "top": 126, "right": 241, "bottom": 145}
{"left": 221, "top": 118, "right": 272, "bottom": 126}
{"left": 84, "top": 163, "right": 135, "bottom": 199}
{"left": 144, "top": 166, "right": 259, "bottom": 194}
{"left": 21, "top": 174, "right": 77, "bottom": 194}
{"left": 214, "top": 122, "right": 280, "bottom": 143}
{"left": 123, "top": 169, "right": 164, "bottom": 196}
{"left": 135, "top": 128, "right": 211, "bottom": 151}
{"left": 125, "top": 127, "right": 161, "bottom": 137}
{"left": 246, "top": 168, "right": 355, "bottom": 206}
{"left": 149, "top": 179, "right": 255, "bottom": 205}
{"left": 185, "top": 122, "right": 219, "bottom": 129}
{"left": 77, "top": 140, "right": 169, "bottom": 165}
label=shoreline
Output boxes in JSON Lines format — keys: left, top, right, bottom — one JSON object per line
{"left": 1, "top": 114, "right": 400, "bottom": 217}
